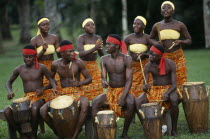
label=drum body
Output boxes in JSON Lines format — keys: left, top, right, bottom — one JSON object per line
{"left": 141, "top": 103, "right": 162, "bottom": 139}
{"left": 11, "top": 97, "right": 32, "bottom": 133}
{"left": 49, "top": 95, "right": 80, "bottom": 138}
{"left": 95, "top": 110, "right": 117, "bottom": 139}
{"left": 182, "top": 82, "right": 209, "bottom": 133}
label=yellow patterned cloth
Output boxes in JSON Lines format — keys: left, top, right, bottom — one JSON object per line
{"left": 24, "top": 91, "right": 57, "bottom": 103}
{"left": 59, "top": 87, "right": 85, "bottom": 101}
{"left": 164, "top": 49, "right": 187, "bottom": 92}
{"left": 24, "top": 92, "right": 43, "bottom": 104}
{"left": 80, "top": 61, "right": 103, "bottom": 100}
{"left": 39, "top": 60, "right": 62, "bottom": 92}
{"left": 146, "top": 85, "right": 171, "bottom": 110}
{"left": 106, "top": 87, "right": 124, "bottom": 117}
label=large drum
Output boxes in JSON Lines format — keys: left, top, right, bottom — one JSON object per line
{"left": 95, "top": 110, "right": 117, "bottom": 139}
{"left": 48, "top": 95, "right": 80, "bottom": 138}
{"left": 10, "top": 97, "right": 32, "bottom": 133}
{"left": 139, "top": 103, "right": 163, "bottom": 139}
{"left": 182, "top": 82, "right": 209, "bottom": 133}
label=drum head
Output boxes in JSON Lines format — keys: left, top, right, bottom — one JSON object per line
{"left": 141, "top": 102, "right": 158, "bottom": 108}
{"left": 12, "top": 97, "right": 29, "bottom": 103}
{"left": 50, "top": 95, "right": 74, "bottom": 109}
{"left": 183, "top": 82, "right": 205, "bottom": 86}
{"left": 97, "top": 110, "right": 114, "bottom": 115}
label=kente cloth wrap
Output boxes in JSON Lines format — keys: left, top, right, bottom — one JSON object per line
{"left": 164, "top": 49, "right": 187, "bottom": 92}
{"left": 59, "top": 87, "right": 85, "bottom": 101}
{"left": 130, "top": 59, "right": 152, "bottom": 98}
{"left": 39, "top": 60, "right": 62, "bottom": 92}
{"left": 42, "top": 89, "right": 57, "bottom": 102}
{"left": 80, "top": 61, "right": 103, "bottom": 100}
{"left": 146, "top": 85, "right": 172, "bottom": 110}
{"left": 106, "top": 87, "right": 124, "bottom": 117}
{"left": 24, "top": 92, "right": 43, "bottom": 104}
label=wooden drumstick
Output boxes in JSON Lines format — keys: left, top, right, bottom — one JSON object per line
{"left": 95, "top": 117, "right": 99, "bottom": 124}
{"left": 138, "top": 109, "right": 145, "bottom": 119}
{"left": 184, "top": 87, "right": 189, "bottom": 99}
{"left": 161, "top": 107, "right": 165, "bottom": 115}
{"left": 177, "top": 88, "right": 183, "bottom": 99}
{"left": 138, "top": 55, "right": 147, "bottom": 84}
{"left": 168, "top": 42, "right": 175, "bottom": 50}
{"left": 40, "top": 34, "right": 46, "bottom": 43}
{"left": 48, "top": 112, "right": 54, "bottom": 118}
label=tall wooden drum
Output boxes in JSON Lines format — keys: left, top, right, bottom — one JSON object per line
{"left": 10, "top": 97, "right": 32, "bottom": 133}
{"left": 48, "top": 95, "right": 80, "bottom": 138}
{"left": 95, "top": 110, "right": 117, "bottom": 139}
{"left": 182, "top": 82, "right": 209, "bottom": 133}
{"left": 140, "top": 103, "right": 162, "bottom": 139}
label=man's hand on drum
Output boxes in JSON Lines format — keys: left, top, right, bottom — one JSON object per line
{"left": 36, "top": 89, "right": 44, "bottom": 96}
{"left": 73, "top": 79, "right": 81, "bottom": 87}
{"left": 7, "top": 92, "right": 14, "bottom": 100}
{"left": 162, "top": 92, "right": 169, "bottom": 101}
{"left": 143, "top": 84, "right": 151, "bottom": 93}
{"left": 118, "top": 94, "right": 126, "bottom": 107}
{"left": 102, "top": 80, "right": 109, "bottom": 88}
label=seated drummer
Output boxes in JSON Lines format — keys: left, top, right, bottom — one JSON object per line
{"left": 40, "top": 40, "right": 91, "bottom": 139}
{"left": 4, "top": 45, "right": 57, "bottom": 139}
{"left": 135, "top": 44, "right": 179, "bottom": 136}
{"left": 92, "top": 34, "right": 135, "bottom": 139}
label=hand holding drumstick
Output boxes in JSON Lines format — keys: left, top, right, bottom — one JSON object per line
{"left": 169, "top": 40, "right": 182, "bottom": 50}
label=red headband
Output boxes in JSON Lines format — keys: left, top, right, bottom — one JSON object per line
{"left": 22, "top": 49, "right": 38, "bottom": 69}
{"left": 60, "top": 44, "right": 77, "bottom": 60}
{"left": 106, "top": 36, "right": 128, "bottom": 54}
{"left": 150, "top": 46, "right": 166, "bottom": 75}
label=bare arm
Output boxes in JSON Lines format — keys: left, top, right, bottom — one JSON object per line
{"left": 143, "top": 63, "right": 151, "bottom": 93}
{"left": 180, "top": 23, "right": 192, "bottom": 45}
{"left": 53, "top": 35, "right": 61, "bottom": 58}
{"left": 100, "top": 56, "right": 108, "bottom": 88}
{"left": 42, "top": 65, "right": 57, "bottom": 90}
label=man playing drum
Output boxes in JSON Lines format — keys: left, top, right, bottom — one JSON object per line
{"left": 4, "top": 45, "right": 57, "bottom": 139}
{"left": 136, "top": 44, "right": 179, "bottom": 136}
{"left": 92, "top": 34, "right": 135, "bottom": 139}
{"left": 40, "top": 40, "right": 91, "bottom": 139}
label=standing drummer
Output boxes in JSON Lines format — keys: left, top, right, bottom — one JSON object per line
{"left": 135, "top": 44, "right": 179, "bottom": 136}
{"left": 4, "top": 45, "right": 57, "bottom": 139}
{"left": 92, "top": 34, "right": 135, "bottom": 139}
{"left": 40, "top": 40, "right": 91, "bottom": 139}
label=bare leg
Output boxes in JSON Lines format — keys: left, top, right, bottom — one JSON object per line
{"left": 121, "top": 94, "right": 135, "bottom": 138}
{"left": 72, "top": 96, "right": 89, "bottom": 139}
{"left": 39, "top": 118, "right": 45, "bottom": 133}
{"left": 92, "top": 93, "right": 107, "bottom": 139}
{"left": 31, "top": 99, "right": 45, "bottom": 139}
{"left": 169, "top": 91, "right": 179, "bottom": 137}
{"left": 135, "top": 93, "right": 149, "bottom": 125}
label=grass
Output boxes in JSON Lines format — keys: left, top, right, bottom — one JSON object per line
{"left": 0, "top": 28, "right": 210, "bottom": 138}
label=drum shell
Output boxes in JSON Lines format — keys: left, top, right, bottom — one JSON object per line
{"left": 182, "top": 82, "right": 209, "bottom": 133}
{"left": 50, "top": 101, "right": 80, "bottom": 138}
{"left": 96, "top": 113, "right": 117, "bottom": 139}
{"left": 11, "top": 100, "right": 31, "bottom": 124}
{"left": 141, "top": 104, "right": 162, "bottom": 139}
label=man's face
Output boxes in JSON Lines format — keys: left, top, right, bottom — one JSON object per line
{"left": 106, "top": 42, "right": 117, "bottom": 54}
{"left": 84, "top": 21, "right": 95, "bottom": 34}
{"left": 149, "top": 51, "right": 161, "bottom": 63}
{"left": 23, "top": 54, "right": 35, "bottom": 66}
{"left": 161, "top": 4, "right": 174, "bottom": 18}
{"left": 38, "top": 20, "right": 50, "bottom": 33}
{"left": 133, "top": 19, "right": 145, "bottom": 33}
{"left": 62, "top": 49, "right": 75, "bottom": 61}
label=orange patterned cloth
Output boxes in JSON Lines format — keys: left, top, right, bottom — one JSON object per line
{"left": 24, "top": 91, "right": 57, "bottom": 103}
{"left": 80, "top": 60, "right": 103, "bottom": 100}
{"left": 164, "top": 49, "right": 187, "bottom": 92}
{"left": 106, "top": 87, "right": 124, "bottom": 117}
{"left": 130, "top": 59, "right": 152, "bottom": 98}
{"left": 39, "top": 60, "right": 61, "bottom": 91}
{"left": 146, "top": 85, "right": 171, "bottom": 110}
{"left": 24, "top": 92, "right": 43, "bottom": 104}
{"left": 59, "top": 87, "right": 85, "bottom": 101}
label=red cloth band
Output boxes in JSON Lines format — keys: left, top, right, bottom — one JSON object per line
{"left": 22, "top": 49, "right": 38, "bottom": 69}
{"left": 60, "top": 44, "right": 74, "bottom": 52}
{"left": 150, "top": 46, "right": 166, "bottom": 75}
{"left": 106, "top": 36, "right": 128, "bottom": 54}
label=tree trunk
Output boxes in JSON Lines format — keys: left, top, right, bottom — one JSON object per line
{"left": 203, "top": 0, "right": 210, "bottom": 48}
{"left": 0, "top": 0, "right": 12, "bottom": 40}
{"left": 18, "top": 0, "right": 31, "bottom": 43}
{"left": 121, "top": 0, "right": 128, "bottom": 39}
{"left": 44, "top": 0, "right": 62, "bottom": 41}
{"left": 90, "top": 0, "right": 97, "bottom": 21}
{"left": 0, "top": 28, "right": 5, "bottom": 54}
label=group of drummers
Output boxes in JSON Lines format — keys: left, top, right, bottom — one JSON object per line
{"left": 3, "top": 1, "right": 209, "bottom": 139}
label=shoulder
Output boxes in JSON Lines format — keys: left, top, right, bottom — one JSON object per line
{"left": 123, "top": 54, "right": 132, "bottom": 62}
{"left": 124, "top": 33, "right": 134, "bottom": 40}
{"left": 14, "top": 64, "right": 24, "bottom": 72}
{"left": 95, "top": 34, "right": 102, "bottom": 39}
{"left": 52, "top": 59, "right": 62, "bottom": 66}
{"left": 101, "top": 54, "right": 111, "bottom": 62}
{"left": 153, "top": 21, "right": 162, "bottom": 28}
{"left": 165, "top": 58, "right": 176, "bottom": 67}
{"left": 30, "top": 35, "right": 38, "bottom": 45}
{"left": 49, "top": 34, "right": 58, "bottom": 39}
{"left": 77, "top": 34, "right": 86, "bottom": 40}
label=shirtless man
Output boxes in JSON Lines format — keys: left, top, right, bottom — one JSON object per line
{"left": 136, "top": 44, "right": 179, "bottom": 136}
{"left": 92, "top": 34, "right": 135, "bottom": 139}
{"left": 4, "top": 45, "right": 57, "bottom": 139}
{"left": 40, "top": 40, "right": 92, "bottom": 139}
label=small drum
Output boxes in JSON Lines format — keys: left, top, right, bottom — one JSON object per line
{"left": 182, "top": 82, "right": 209, "bottom": 133}
{"left": 95, "top": 110, "right": 117, "bottom": 139}
{"left": 10, "top": 97, "right": 32, "bottom": 133}
{"left": 139, "top": 103, "right": 163, "bottom": 139}
{"left": 48, "top": 95, "right": 80, "bottom": 138}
